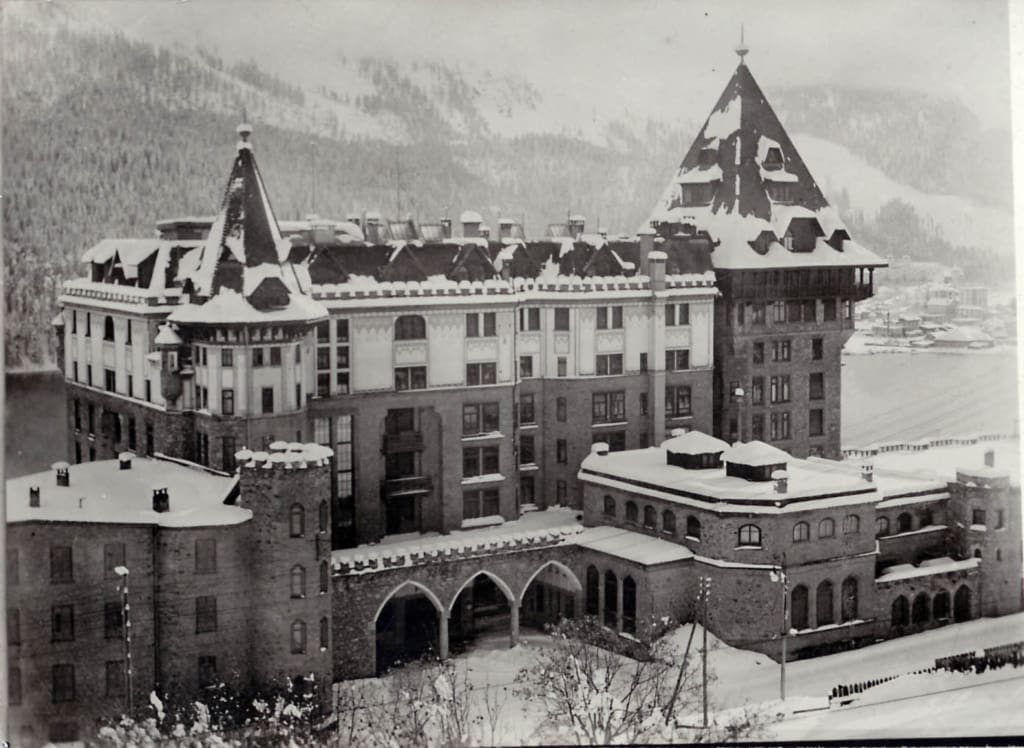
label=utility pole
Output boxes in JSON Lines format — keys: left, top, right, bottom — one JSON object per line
{"left": 771, "top": 557, "right": 789, "bottom": 702}
{"left": 395, "top": 147, "right": 401, "bottom": 219}
{"left": 310, "top": 140, "right": 316, "bottom": 216}
{"left": 115, "top": 566, "right": 133, "bottom": 717}
{"left": 701, "top": 576, "right": 710, "bottom": 728}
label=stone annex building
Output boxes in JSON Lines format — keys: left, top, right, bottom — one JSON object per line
{"left": 6, "top": 54, "right": 1022, "bottom": 743}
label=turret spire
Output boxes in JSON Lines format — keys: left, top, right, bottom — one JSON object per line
{"left": 735, "top": 24, "right": 749, "bottom": 64}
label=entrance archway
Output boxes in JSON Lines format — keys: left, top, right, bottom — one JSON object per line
{"left": 953, "top": 585, "right": 972, "bottom": 622}
{"left": 374, "top": 581, "right": 444, "bottom": 675}
{"left": 520, "top": 561, "right": 582, "bottom": 631}
{"left": 933, "top": 590, "right": 951, "bottom": 622}
{"left": 449, "top": 571, "right": 515, "bottom": 653}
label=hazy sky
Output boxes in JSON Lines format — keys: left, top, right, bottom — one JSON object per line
{"left": 52, "top": 0, "right": 1011, "bottom": 131}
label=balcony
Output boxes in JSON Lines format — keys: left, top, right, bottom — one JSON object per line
{"left": 380, "top": 475, "right": 433, "bottom": 499}
{"left": 382, "top": 430, "right": 425, "bottom": 454}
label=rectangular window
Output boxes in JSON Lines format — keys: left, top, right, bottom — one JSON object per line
{"left": 87, "top": 364, "right": 93, "bottom": 386}
{"left": 104, "top": 368, "right": 116, "bottom": 392}
{"left": 751, "top": 413, "right": 765, "bottom": 441}
{"left": 809, "top": 408, "right": 824, "bottom": 437}
{"left": 7, "top": 548, "right": 18, "bottom": 587}
{"left": 520, "top": 475, "right": 536, "bottom": 504}
{"left": 221, "top": 349, "right": 233, "bottom": 367}
{"left": 72, "top": 360, "right": 79, "bottom": 382}
{"left": 844, "top": 300, "right": 854, "bottom": 320}
{"left": 666, "top": 385, "right": 692, "bottom": 417}
{"left": 51, "top": 545, "right": 73, "bottom": 583}
{"left": 592, "top": 391, "right": 625, "bottom": 423}
{"left": 519, "top": 307, "right": 541, "bottom": 332}
{"left": 73, "top": 399, "right": 81, "bottom": 430}
{"left": 222, "top": 436, "right": 236, "bottom": 472}
{"left": 466, "top": 312, "right": 496, "bottom": 338}
{"left": 52, "top": 664, "right": 75, "bottom": 703}
{"left": 812, "top": 337, "right": 824, "bottom": 360}
{"left": 665, "top": 349, "right": 690, "bottom": 371}
{"left": 770, "top": 375, "right": 791, "bottom": 403}
{"left": 666, "top": 303, "right": 691, "bottom": 327}
{"left": 466, "top": 312, "right": 480, "bottom": 338}
{"left": 8, "top": 608, "right": 19, "bottom": 645}
{"left": 752, "top": 342, "right": 764, "bottom": 365}
{"left": 787, "top": 300, "right": 802, "bottom": 322}
{"left": 52, "top": 605, "right": 74, "bottom": 642}
{"left": 639, "top": 392, "right": 648, "bottom": 415}
{"left": 127, "top": 374, "right": 134, "bottom": 398}
{"left": 222, "top": 388, "right": 235, "bottom": 415}
{"left": 104, "top": 543, "right": 125, "bottom": 577}
{"left": 106, "top": 661, "right": 125, "bottom": 697}
{"left": 972, "top": 508, "right": 986, "bottom": 526}
{"left": 556, "top": 480, "right": 567, "bottom": 503}
{"left": 198, "top": 656, "right": 218, "bottom": 689}
{"left": 394, "top": 366, "right": 427, "bottom": 391}
{"left": 145, "top": 379, "right": 152, "bottom": 402}
{"left": 519, "top": 355, "right": 534, "bottom": 378}
{"left": 463, "top": 446, "right": 500, "bottom": 477}
{"left": 770, "top": 411, "right": 792, "bottom": 440}
{"left": 809, "top": 372, "right": 825, "bottom": 400}
{"left": 269, "top": 347, "right": 282, "bottom": 366}
{"left": 72, "top": 311, "right": 77, "bottom": 334}
{"left": 85, "top": 313, "right": 91, "bottom": 337}
{"left": 483, "top": 312, "right": 496, "bottom": 337}
{"left": 195, "top": 538, "right": 217, "bottom": 574}
{"left": 145, "top": 422, "right": 154, "bottom": 454}
{"left": 802, "top": 299, "right": 816, "bottom": 322}
{"left": 463, "top": 489, "right": 500, "bottom": 519}
{"left": 996, "top": 509, "right": 1006, "bottom": 529}
{"left": 520, "top": 434, "right": 536, "bottom": 465}
{"left": 557, "top": 356, "right": 567, "bottom": 376}
{"left": 596, "top": 305, "right": 624, "bottom": 330}
{"left": 466, "top": 362, "right": 497, "bottom": 386}
{"left": 556, "top": 438, "right": 568, "bottom": 464}
{"left": 771, "top": 340, "right": 792, "bottom": 362}
{"left": 737, "top": 302, "right": 745, "bottom": 326}
{"left": 595, "top": 354, "right": 623, "bottom": 375}
{"left": 261, "top": 387, "right": 274, "bottom": 414}
{"left": 639, "top": 352, "right": 648, "bottom": 373}
{"left": 751, "top": 303, "right": 766, "bottom": 325}
{"left": 519, "top": 394, "right": 536, "bottom": 424}
{"left": 556, "top": 397, "right": 567, "bottom": 422}
{"left": 823, "top": 299, "right": 837, "bottom": 321}
{"left": 554, "top": 307, "right": 570, "bottom": 330}
{"left": 463, "top": 403, "right": 499, "bottom": 435}
{"left": 253, "top": 348, "right": 265, "bottom": 367}
{"left": 751, "top": 376, "right": 764, "bottom": 405}
{"left": 196, "top": 596, "right": 217, "bottom": 634}
{"left": 772, "top": 301, "right": 786, "bottom": 323}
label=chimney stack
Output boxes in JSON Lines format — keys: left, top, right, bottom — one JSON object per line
{"left": 53, "top": 462, "right": 70, "bottom": 487}
{"left": 638, "top": 227, "right": 656, "bottom": 276}
{"left": 861, "top": 463, "right": 874, "bottom": 483}
{"left": 119, "top": 452, "right": 134, "bottom": 471}
{"left": 648, "top": 249, "right": 667, "bottom": 293}
{"left": 984, "top": 449, "right": 995, "bottom": 468}
{"left": 773, "top": 470, "right": 789, "bottom": 494}
{"left": 152, "top": 486, "right": 170, "bottom": 513}
{"left": 460, "top": 210, "right": 482, "bottom": 238}
{"left": 29, "top": 486, "right": 40, "bottom": 508}
{"left": 568, "top": 214, "right": 586, "bottom": 238}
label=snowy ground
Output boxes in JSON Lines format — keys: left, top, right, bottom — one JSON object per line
{"left": 361, "top": 612, "right": 1024, "bottom": 743}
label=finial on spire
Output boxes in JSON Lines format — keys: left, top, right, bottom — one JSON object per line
{"left": 237, "top": 107, "right": 253, "bottom": 150}
{"left": 735, "top": 24, "right": 749, "bottom": 64}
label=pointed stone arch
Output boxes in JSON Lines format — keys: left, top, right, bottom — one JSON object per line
{"left": 372, "top": 580, "right": 444, "bottom": 625}
{"left": 447, "top": 569, "right": 516, "bottom": 613}
{"left": 518, "top": 560, "right": 583, "bottom": 605}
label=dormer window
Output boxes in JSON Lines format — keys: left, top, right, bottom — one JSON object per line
{"left": 698, "top": 148, "right": 717, "bottom": 168}
{"left": 681, "top": 183, "right": 715, "bottom": 206}
{"left": 763, "top": 147, "right": 784, "bottom": 171}
{"left": 767, "top": 182, "right": 794, "bottom": 203}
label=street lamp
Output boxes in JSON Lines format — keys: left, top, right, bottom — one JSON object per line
{"left": 114, "top": 566, "right": 133, "bottom": 716}
{"left": 733, "top": 387, "right": 745, "bottom": 442}
{"left": 769, "top": 560, "right": 789, "bottom": 701}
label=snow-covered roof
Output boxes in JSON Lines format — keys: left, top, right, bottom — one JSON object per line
{"left": 875, "top": 557, "right": 979, "bottom": 584}
{"left": 722, "top": 440, "right": 790, "bottom": 467}
{"left": 153, "top": 323, "right": 183, "bottom": 346}
{"left": 6, "top": 457, "right": 247, "bottom": 527}
{"left": 574, "top": 526, "right": 694, "bottom": 565}
{"left": 661, "top": 430, "right": 730, "bottom": 455}
{"left": 676, "top": 165, "right": 723, "bottom": 184}
{"left": 459, "top": 210, "right": 483, "bottom": 224}
{"left": 864, "top": 439, "right": 1020, "bottom": 488}
{"left": 169, "top": 288, "right": 327, "bottom": 326}
{"left": 932, "top": 326, "right": 993, "bottom": 343}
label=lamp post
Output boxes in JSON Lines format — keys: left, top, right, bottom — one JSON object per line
{"left": 114, "top": 566, "right": 133, "bottom": 717}
{"left": 769, "top": 559, "right": 788, "bottom": 702}
{"left": 700, "top": 576, "right": 711, "bottom": 728}
{"left": 733, "top": 387, "right": 745, "bottom": 442}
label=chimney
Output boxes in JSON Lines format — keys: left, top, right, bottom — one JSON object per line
{"left": 591, "top": 442, "right": 609, "bottom": 457}
{"left": 440, "top": 217, "right": 452, "bottom": 239}
{"left": 568, "top": 214, "right": 585, "bottom": 238}
{"left": 638, "top": 227, "right": 656, "bottom": 276}
{"left": 648, "top": 249, "right": 667, "bottom": 293}
{"left": 54, "top": 462, "right": 70, "bottom": 487}
{"left": 499, "top": 219, "right": 514, "bottom": 240}
{"left": 861, "top": 463, "right": 874, "bottom": 483}
{"left": 119, "top": 452, "right": 133, "bottom": 470}
{"left": 984, "top": 449, "right": 995, "bottom": 468}
{"left": 479, "top": 224, "right": 491, "bottom": 241}
{"left": 772, "top": 470, "right": 789, "bottom": 494}
{"left": 29, "top": 486, "right": 40, "bottom": 508}
{"left": 460, "top": 210, "right": 482, "bottom": 238}
{"left": 346, "top": 213, "right": 361, "bottom": 229}
{"left": 152, "top": 487, "right": 170, "bottom": 513}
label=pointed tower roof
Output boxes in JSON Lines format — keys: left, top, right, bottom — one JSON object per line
{"left": 170, "top": 123, "right": 327, "bottom": 326}
{"left": 648, "top": 56, "right": 885, "bottom": 271}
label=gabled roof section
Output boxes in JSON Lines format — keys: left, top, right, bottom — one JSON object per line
{"left": 648, "top": 61, "right": 886, "bottom": 271}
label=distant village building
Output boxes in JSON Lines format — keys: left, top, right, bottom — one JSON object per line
{"left": 9, "top": 51, "right": 1020, "bottom": 745}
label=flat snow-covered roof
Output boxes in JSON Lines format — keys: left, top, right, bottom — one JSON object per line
{"left": 7, "top": 457, "right": 248, "bottom": 527}
{"left": 574, "top": 526, "right": 694, "bottom": 565}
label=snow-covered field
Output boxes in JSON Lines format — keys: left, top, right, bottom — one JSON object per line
{"left": 367, "top": 612, "right": 1024, "bottom": 743}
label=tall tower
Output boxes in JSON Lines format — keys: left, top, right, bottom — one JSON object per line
{"left": 647, "top": 44, "right": 885, "bottom": 458}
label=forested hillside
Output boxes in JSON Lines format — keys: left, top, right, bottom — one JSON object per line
{"left": 2, "top": 14, "right": 1012, "bottom": 367}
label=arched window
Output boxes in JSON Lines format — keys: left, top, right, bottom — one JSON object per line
{"left": 843, "top": 514, "right": 860, "bottom": 534}
{"left": 395, "top": 315, "right": 426, "bottom": 340}
{"left": 290, "top": 620, "right": 306, "bottom": 654}
{"left": 319, "top": 500, "right": 328, "bottom": 533}
{"left": 686, "top": 516, "right": 701, "bottom": 540}
{"left": 791, "top": 585, "right": 809, "bottom": 630}
{"left": 896, "top": 512, "right": 913, "bottom": 534}
{"left": 319, "top": 616, "right": 330, "bottom": 649}
{"left": 622, "top": 577, "right": 637, "bottom": 634}
{"left": 973, "top": 547, "right": 983, "bottom": 559}
{"left": 954, "top": 585, "right": 972, "bottom": 622}
{"left": 604, "top": 571, "right": 618, "bottom": 628}
{"left": 643, "top": 506, "right": 657, "bottom": 529}
{"left": 103, "top": 315, "right": 115, "bottom": 341}
{"left": 816, "top": 580, "right": 834, "bottom": 626}
{"left": 738, "top": 524, "right": 761, "bottom": 547}
{"left": 291, "top": 565, "right": 306, "bottom": 599}
{"left": 912, "top": 593, "right": 930, "bottom": 624}
{"left": 319, "top": 561, "right": 329, "bottom": 593}
{"left": 603, "top": 495, "right": 616, "bottom": 517}
{"left": 841, "top": 577, "right": 858, "bottom": 622}
{"left": 290, "top": 504, "right": 305, "bottom": 538}
{"left": 891, "top": 596, "right": 910, "bottom": 627}
{"left": 875, "top": 516, "right": 890, "bottom": 537}
{"left": 625, "top": 501, "right": 638, "bottom": 523}
{"left": 793, "top": 522, "right": 810, "bottom": 542}
{"left": 585, "top": 565, "right": 600, "bottom": 616}
{"left": 933, "top": 590, "right": 951, "bottom": 621}
{"left": 662, "top": 510, "right": 677, "bottom": 535}
{"left": 920, "top": 508, "right": 934, "bottom": 527}
{"left": 818, "top": 518, "right": 835, "bottom": 538}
